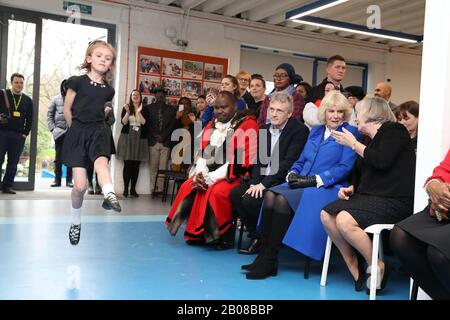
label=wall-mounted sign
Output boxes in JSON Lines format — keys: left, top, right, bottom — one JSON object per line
{"left": 63, "top": 1, "right": 93, "bottom": 15}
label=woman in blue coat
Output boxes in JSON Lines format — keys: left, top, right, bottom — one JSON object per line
{"left": 243, "top": 91, "right": 359, "bottom": 280}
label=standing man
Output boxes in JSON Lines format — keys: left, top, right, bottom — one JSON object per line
{"left": 312, "top": 55, "right": 346, "bottom": 101}
{"left": 0, "top": 73, "right": 34, "bottom": 194}
{"left": 374, "top": 82, "right": 397, "bottom": 111}
{"left": 145, "top": 87, "right": 176, "bottom": 195}
{"left": 47, "top": 78, "right": 73, "bottom": 188}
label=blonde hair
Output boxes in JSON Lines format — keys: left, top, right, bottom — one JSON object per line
{"left": 235, "top": 71, "right": 251, "bottom": 80}
{"left": 80, "top": 40, "right": 116, "bottom": 85}
{"left": 317, "top": 91, "right": 352, "bottom": 124}
{"left": 356, "top": 96, "right": 396, "bottom": 124}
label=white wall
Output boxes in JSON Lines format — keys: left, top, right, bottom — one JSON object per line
{"left": 1, "top": 0, "right": 424, "bottom": 194}
{"left": 386, "top": 52, "right": 422, "bottom": 105}
{"left": 240, "top": 49, "right": 314, "bottom": 84}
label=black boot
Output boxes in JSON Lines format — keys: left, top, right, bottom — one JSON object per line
{"left": 241, "top": 251, "right": 267, "bottom": 271}
{"left": 241, "top": 197, "right": 273, "bottom": 271}
{"left": 51, "top": 179, "right": 61, "bottom": 187}
{"left": 245, "top": 210, "right": 292, "bottom": 280}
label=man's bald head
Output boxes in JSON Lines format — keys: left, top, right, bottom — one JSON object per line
{"left": 374, "top": 82, "right": 392, "bottom": 101}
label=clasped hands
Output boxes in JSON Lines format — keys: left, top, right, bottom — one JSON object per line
{"left": 427, "top": 180, "right": 450, "bottom": 222}
{"left": 287, "top": 172, "right": 317, "bottom": 189}
{"left": 191, "top": 172, "right": 209, "bottom": 191}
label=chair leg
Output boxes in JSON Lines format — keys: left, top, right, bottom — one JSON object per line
{"left": 152, "top": 171, "right": 160, "bottom": 198}
{"left": 304, "top": 257, "right": 311, "bottom": 279}
{"left": 369, "top": 233, "right": 380, "bottom": 300}
{"left": 410, "top": 280, "right": 419, "bottom": 300}
{"left": 171, "top": 179, "right": 182, "bottom": 205}
{"left": 162, "top": 175, "right": 169, "bottom": 202}
{"left": 237, "top": 218, "right": 245, "bottom": 252}
{"left": 320, "top": 236, "right": 333, "bottom": 286}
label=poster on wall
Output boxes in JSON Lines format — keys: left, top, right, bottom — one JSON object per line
{"left": 204, "top": 63, "right": 224, "bottom": 82}
{"left": 136, "top": 47, "right": 228, "bottom": 105}
{"left": 182, "top": 80, "right": 202, "bottom": 99}
{"left": 162, "top": 58, "right": 182, "bottom": 77}
{"left": 138, "top": 75, "right": 160, "bottom": 94}
{"left": 139, "top": 55, "right": 161, "bottom": 75}
{"left": 183, "top": 60, "right": 203, "bottom": 80}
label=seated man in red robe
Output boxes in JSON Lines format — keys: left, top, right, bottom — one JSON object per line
{"left": 166, "top": 91, "right": 258, "bottom": 249}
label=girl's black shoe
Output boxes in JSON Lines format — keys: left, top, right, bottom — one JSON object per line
{"left": 69, "top": 224, "right": 81, "bottom": 245}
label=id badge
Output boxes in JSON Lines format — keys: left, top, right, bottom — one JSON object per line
{"left": 132, "top": 126, "right": 140, "bottom": 132}
{"left": 13, "top": 111, "right": 21, "bottom": 117}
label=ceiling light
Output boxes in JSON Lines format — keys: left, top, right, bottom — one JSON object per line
{"left": 286, "top": 0, "right": 349, "bottom": 20}
{"left": 291, "top": 16, "right": 423, "bottom": 43}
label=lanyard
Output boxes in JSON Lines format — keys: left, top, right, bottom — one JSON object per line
{"left": 12, "top": 94, "right": 22, "bottom": 111}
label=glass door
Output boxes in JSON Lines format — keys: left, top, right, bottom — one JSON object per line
{"left": 0, "top": 12, "right": 41, "bottom": 190}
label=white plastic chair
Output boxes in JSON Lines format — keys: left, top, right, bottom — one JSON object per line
{"left": 320, "top": 224, "right": 394, "bottom": 300}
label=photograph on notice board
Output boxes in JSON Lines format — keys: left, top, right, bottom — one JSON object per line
{"left": 162, "top": 78, "right": 182, "bottom": 97}
{"left": 139, "top": 55, "right": 161, "bottom": 75}
{"left": 162, "top": 58, "right": 182, "bottom": 77}
{"left": 182, "top": 80, "right": 203, "bottom": 99}
{"left": 142, "top": 95, "right": 154, "bottom": 105}
{"left": 167, "top": 97, "right": 180, "bottom": 107}
{"left": 203, "top": 81, "right": 221, "bottom": 96}
{"left": 204, "top": 63, "right": 223, "bottom": 82}
{"left": 138, "top": 75, "right": 160, "bottom": 94}
{"left": 183, "top": 60, "right": 203, "bottom": 80}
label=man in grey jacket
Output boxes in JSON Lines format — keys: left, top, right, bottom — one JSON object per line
{"left": 47, "top": 79, "right": 73, "bottom": 187}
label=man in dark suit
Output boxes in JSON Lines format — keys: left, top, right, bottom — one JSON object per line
{"left": 144, "top": 87, "right": 176, "bottom": 195}
{"left": 230, "top": 91, "right": 309, "bottom": 254}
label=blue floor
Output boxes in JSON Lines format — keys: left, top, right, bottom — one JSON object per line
{"left": 0, "top": 216, "right": 410, "bottom": 300}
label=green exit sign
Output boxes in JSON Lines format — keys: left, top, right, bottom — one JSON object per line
{"left": 63, "top": 1, "right": 93, "bottom": 15}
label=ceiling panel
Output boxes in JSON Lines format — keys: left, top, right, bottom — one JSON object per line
{"left": 139, "top": 0, "right": 425, "bottom": 48}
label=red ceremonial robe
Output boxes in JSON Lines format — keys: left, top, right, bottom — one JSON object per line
{"left": 166, "top": 114, "right": 258, "bottom": 241}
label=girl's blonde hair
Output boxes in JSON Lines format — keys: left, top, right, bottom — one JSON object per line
{"left": 317, "top": 91, "right": 353, "bottom": 124}
{"left": 80, "top": 40, "right": 116, "bottom": 84}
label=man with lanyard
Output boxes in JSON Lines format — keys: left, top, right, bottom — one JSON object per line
{"left": 0, "top": 73, "right": 34, "bottom": 194}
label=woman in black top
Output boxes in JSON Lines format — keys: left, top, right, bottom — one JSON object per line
{"left": 321, "top": 96, "right": 416, "bottom": 293}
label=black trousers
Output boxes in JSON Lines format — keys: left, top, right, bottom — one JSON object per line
{"left": 0, "top": 130, "right": 26, "bottom": 188}
{"left": 123, "top": 160, "right": 140, "bottom": 192}
{"left": 54, "top": 134, "right": 72, "bottom": 181}
{"left": 230, "top": 182, "right": 265, "bottom": 238}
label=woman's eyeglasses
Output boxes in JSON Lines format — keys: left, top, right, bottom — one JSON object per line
{"left": 273, "top": 74, "right": 289, "bottom": 80}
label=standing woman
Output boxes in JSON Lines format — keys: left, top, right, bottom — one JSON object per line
{"left": 248, "top": 75, "right": 266, "bottom": 117}
{"left": 201, "top": 75, "right": 247, "bottom": 127}
{"left": 116, "top": 90, "right": 148, "bottom": 198}
{"left": 236, "top": 71, "right": 255, "bottom": 109}
{"left": 395, "top": 100, "right": 419, "bottom": 153}
{"left": 258, "top": 63, "right": 305, "bottom": 127}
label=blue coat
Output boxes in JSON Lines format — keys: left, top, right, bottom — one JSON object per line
{"left": 270, "top": 122, "right": 359, "bottom": 260}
